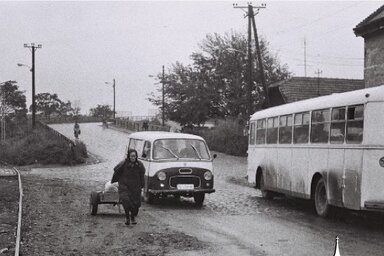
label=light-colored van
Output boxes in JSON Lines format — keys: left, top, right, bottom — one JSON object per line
{"left": 126, "top": 131, "right": 216, "bottom": 206}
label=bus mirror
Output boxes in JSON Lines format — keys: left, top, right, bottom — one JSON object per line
{"left": 213, "top": 154, "right": 217, "bottom": 159}
{"left": 142, "top": 153, "right": 147, "bottom": 159}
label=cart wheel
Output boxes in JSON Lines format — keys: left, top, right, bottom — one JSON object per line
{"left": 194, "top": 193, "right": 205, "bottom": 207}
{"left": 90, "top": 192, "right": 99, "bottom": 216}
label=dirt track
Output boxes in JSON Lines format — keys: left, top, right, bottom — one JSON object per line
{"left": 15, "top": 123, "right": 384, "bottom": 256}
{"left": 20, "top": 175, "right": 209, "bottom": 256}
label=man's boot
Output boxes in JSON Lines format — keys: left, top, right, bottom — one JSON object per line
{"left": 125, "top": 213, "right": 130, "bottom": 226}
{"left": 130, "top": 215, "right": 137, "bottom": 225}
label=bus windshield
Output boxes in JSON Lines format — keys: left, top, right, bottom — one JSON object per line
{"left": 153, "top": 139, "right": 210, "bottom": 160}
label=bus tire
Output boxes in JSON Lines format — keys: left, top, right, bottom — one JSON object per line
{"left": 90, "top": 192, "right": 99, "bottom": 216}
{"left": 314, "top": 178, "right": 330, "bottom": 217}
{"left": 260, "top": 172, "right": 274, "bottom": 200}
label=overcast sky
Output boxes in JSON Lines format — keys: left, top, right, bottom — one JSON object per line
{"left": 0, "top": 1, "right": 382, "bottom": 116}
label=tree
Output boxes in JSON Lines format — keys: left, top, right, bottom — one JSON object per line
{"left": 148, "top": 31, "right": 290, "bottom": 126}
{"left": 89, "top": 105, "right": 113, "bottom": 120}
{"left": 0, "top": 81, "right": 27, "bottom": 120}
{"left": 33, "top": 93, "right": 74, "bottom": 118}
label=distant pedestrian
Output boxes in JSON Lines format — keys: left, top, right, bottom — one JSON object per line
{"left": 142, "top": 121, "right": 148, "bottom": 131}
{"left": 74, "top": 121, "right": 81, "bottom": 139}
{"left": 112, "top": 149, "right": 145, "bottom": 226}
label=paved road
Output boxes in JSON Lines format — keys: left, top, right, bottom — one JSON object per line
{"left": 40, "top": 122, "right": 384, "bottom": 256}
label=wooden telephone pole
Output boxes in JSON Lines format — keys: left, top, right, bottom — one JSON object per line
{"left": 234, "top": 3, "right": 268, "bottom": 115}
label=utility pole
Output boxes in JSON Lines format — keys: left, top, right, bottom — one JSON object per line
{"left": 24, "top": 43, "right": 42, "bottom": 129}
{"left": 113, "top": 78, "right": 116, "bottom": 121}
{"left": 304, "top": 38, "right": 307, "bottom": 77}
{"left": 161, "top": 65, "right": 165, "bottom": 127}
{"left": 233, "top": 3, "right": 267, "bottom": 116}
{"left": 315, "top": 69, "right": 322, "bottom": 96}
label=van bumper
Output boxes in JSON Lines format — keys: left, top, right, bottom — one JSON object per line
{"left": 148, "top": 188, "right": 215, "bottom": 195}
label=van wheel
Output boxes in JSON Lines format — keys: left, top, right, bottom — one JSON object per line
{"left": 260, "top": 172, "right": 274, "bottom": 199}
{"left": 194, "top": 193, "right": 205, "bottom": 206}
{"left": 90, "top": 192, "right": 99, "bottom": 216}
{"left": 314, "top": 178, "right": 330, "bottom": 217}
{"left": 143, "top": 189, "right": 155, "bottom": 204}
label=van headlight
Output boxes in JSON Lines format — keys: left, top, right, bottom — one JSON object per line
{"left": 157, "top": 171, "right": 166, "bottom": 181}
{"left": 204, "top": 171, "right": 212, "bottom": 180}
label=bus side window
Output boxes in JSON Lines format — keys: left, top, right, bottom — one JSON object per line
{"left": 346, "top": 105, "right": 364, "bottom": 144}
{"left": 256, "top": 119, "right": 266, "bottom": 144}
{"left": 249, "top": 122, "right": 256, "bottom": 145}
{"left": 267, "top": 117, "right": 278, "bottom": 144}
{"left": 279, "top": 115, "right": 292, "bottom": 144}
{"left": 330, "top": 107, "right": 346, "bottom": 144}
{"left": 311, "top": 109, "right": 330, "bottom": 143}
{"left": 294, "top": 112, "right": 310, "bottom": 144}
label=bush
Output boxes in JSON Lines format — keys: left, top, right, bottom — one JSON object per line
{"left": 189, "top": 119, "right": 248, "bottom": 156}
{"left": 0, "top": 128, "right": 88, "bottom": 166}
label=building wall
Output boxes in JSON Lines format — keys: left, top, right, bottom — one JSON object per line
{"left": 365, "top": 31, "right": 384, "bottom": 88}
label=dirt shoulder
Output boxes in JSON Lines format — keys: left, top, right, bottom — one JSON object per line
{"left": 0, "top": 176, "right": 19, "bottom": 254}
{"left": 20, "top": 174, "right": 209, "bottom": 256}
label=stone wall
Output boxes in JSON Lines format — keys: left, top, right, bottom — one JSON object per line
{"left": 364, "top": 32, "right": 384, "bottom": 87}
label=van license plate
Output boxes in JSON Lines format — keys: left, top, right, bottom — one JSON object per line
{"left": 177, "top": 184, "right": 194, "bottom": 190}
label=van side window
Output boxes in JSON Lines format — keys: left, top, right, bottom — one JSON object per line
{"left": 256, "top": 119, "right": 266, "bottom": 144}
{"left": 267, "top": 117, "right": 278, "bottom": 144}
{"left": 311, "top": 109, "right": 330, "bottom": 143}
{"left": 279, "top": 115, "right": 292, "bottom": 144}
{"left": 143, "top": 141, "right": 151, "bottom": 159}
{"left": 129, "top": 139, "right": 145, "bottom": 157}
{"left": 294, "top": 112, "right": 309, "bottom": 144}
{"left": 346, "top": 105, "right": 364, "bottom": 144}
{"left": 330, "top": 107, "right": 346, "bottom": 144}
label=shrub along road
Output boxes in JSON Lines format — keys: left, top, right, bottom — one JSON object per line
{"left": 17, "top": 123, "right": 384, "bottom": 255}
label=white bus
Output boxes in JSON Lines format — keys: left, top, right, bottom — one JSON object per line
{"left": 247, "top": 85, "right": 384, "bottom": 217}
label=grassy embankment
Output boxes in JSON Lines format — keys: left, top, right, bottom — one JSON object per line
{"left": 0, "top": 127, "right": 87, "bottom": 166}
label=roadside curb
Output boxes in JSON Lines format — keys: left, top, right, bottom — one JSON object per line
{"left": 0, "top": 164, "right": 23, "bottom": 256}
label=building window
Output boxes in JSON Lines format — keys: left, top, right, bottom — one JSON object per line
{"left": 330, "top": 107, "right": 346, "bottom": 144}
{"left": 294, "top": 112, "right": 310, "bottom": 144}
{"left": 311, "top": 109, "right": 330, "bottom": 143}
{"left": 256, "top": 119, "right": 266, "bottom": 144}
{"left": 346, "top": 105, "right": 364, "bottom": 144}
{"left": 279, "top": 114, "right": 292, "bottom": 144}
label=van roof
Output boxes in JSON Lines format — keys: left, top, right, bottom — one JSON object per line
{"left": 128, "top": 131, "right": 205, "bottom": 141}
{"left": 251, "top": 84, "right": 384, "bottom": 120}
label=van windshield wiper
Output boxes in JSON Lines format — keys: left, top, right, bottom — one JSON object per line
{"left": 160, "top": 145, "right": 179, "bottom": 159}
{"left": 189, "top": 144, "right": 202, "bottom": 160}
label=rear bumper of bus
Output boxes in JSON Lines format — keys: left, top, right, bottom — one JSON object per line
{"left": 364, "top": 201, "right": 384, "bottom": 211}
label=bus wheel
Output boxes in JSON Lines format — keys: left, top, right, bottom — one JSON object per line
{"left": 314, "top": 178, "right": 330, "bottom": 217}
{"left": 260, "top": 173, "right": 274, "bottom": 199}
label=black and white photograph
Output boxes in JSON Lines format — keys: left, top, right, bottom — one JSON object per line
{"left": 1, "top": 1, "right": 384, "bottom": 255}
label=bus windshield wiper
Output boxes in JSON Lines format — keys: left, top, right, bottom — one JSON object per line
{"left": 189, "top": 144, "right": 202, "bottom": 160}
{"left": 160, "top": 145, "right": 179, "bottom": 159}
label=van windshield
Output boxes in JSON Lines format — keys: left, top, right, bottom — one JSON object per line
{"left": 153, "top": 139, "right": 210, "bottom": 160}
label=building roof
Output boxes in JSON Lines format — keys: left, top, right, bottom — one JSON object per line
{"left": 252, "top": 84, "right": 384, "bottom": 120}
{"left": 354, "top": 4, "right": 384, "bottom": 37}
{"left": 269, "top": 76, "right": 364, "bottom": 104}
